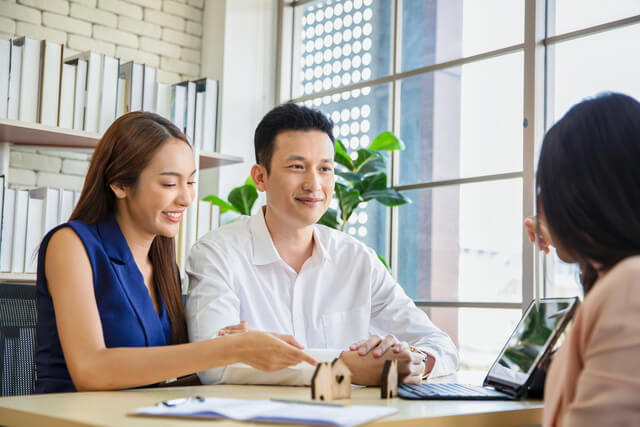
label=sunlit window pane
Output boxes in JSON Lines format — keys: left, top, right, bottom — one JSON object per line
{"left": 292, "top": 0, "right": 392, "bottom": 98}
{"left": 398, "top": 52, "right": 523, "bottom": 185}
{"left": 551, "top": 0, "right": 640, "bottom": 35}
{"left": 397, "top": 179, "right": 523, "bottom": 302}
{"left": 401, "top": 0, "right": 524, "bottom": 72}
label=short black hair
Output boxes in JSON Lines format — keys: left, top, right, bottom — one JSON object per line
{"left": 254, "top": 103, "right": 335, "bottom": 173}
{"left": 537, "top": 92, "right": 640, "bottom": 293}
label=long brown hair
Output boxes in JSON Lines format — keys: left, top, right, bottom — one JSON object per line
{"left": 71, "top": 111, "right": 188, "bottom": 344}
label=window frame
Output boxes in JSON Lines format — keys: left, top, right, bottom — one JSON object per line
{"left": 276, "top": 0, "right": 640, "bottom": 313}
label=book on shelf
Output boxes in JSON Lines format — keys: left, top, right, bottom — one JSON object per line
{"left": 155, "top": 82, "right": 171, "bottom": 119}
{"left": 65, "top": 51, "right": 102, "bottom": 133}
{"left": 7, "top": 38, "right": 22, "bottom": 121}
{"left": 185, "top": 80, "right": 196, "bottom": 145}
{"left": 15, "top": 36, "right": 41, "bottom": 124}
{"left": 194, "top": 78, "right": 219, "bottom": 152}
{"left": 119, "top": 61, "right": 144, "bottom": 113}
{"left": 58, "top": 189, "right": 75, "bottom": 223}
{"left": 170, "top": 82, "right": 187, "bottom": 131}
{"left": 67, "top": 57, "right": 88, "bottom": 131}
{"left": 39, "top": 40, "right": 63, "bottom": 127}
{"left": 142, "top": 65, "right": 157, "bottom": 112}
{"left": 98, "top": 55, "right": 120, "bottom": 133}
{"left": 0, "top": 188, "right": 15, "bottom": 272}
{"left": 194, "top": 91, "right": 204, "bottom": 150}
{"left": 30, "top": 188, "right": 60, "bottom": 237}
{"left": 24, "top": 193, "right": 43, "bottom": 273}
{"left": 0, "top": 186, "right": 83, "bottom": 274}
{"left": 0, "top": 39, "right": 10, "bottom": 119}
{"left": 58, "top": 62, "right": 76, "bottom": 129}
{"left": 10, "top": 189, "right": 28, "bottom": 273}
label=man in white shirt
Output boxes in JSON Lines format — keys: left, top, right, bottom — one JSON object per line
{"left": 186, "top": 103, "right": 458, "bottom": 386}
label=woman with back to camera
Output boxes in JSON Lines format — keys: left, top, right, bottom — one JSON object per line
{"left": 524, "top": 93, "right": 640, "bottom": 426}
{"left": 35, "top": 112, "right": 316, "bottom": 393}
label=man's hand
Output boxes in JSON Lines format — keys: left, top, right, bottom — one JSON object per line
{"left": 350, "top": 333, "right": 407, "bottom": 357}
{"left": 524, "top": 216, "right": 553, "bottom": 254}
{"left": 342, "top": 336, "right": 426, "bottom": 385}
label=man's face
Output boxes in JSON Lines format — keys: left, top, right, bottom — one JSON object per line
{"left": 255, "top": 130, "right": 335, "bottom": 228}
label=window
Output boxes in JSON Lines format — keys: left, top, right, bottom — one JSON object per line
{"left": 279, "top": 0, "right": 640, "bottom": 371}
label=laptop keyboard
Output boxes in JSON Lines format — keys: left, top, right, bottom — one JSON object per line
{"left": 398, "top": 383, "right": 513, "bottom": 400}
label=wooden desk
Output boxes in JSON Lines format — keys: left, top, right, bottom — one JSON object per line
{"left": 0, "top": 373, "right": 543, "bottom": 427}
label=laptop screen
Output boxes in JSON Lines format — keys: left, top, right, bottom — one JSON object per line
{"left": 486, "top": 298, "right": 577, "bottom": 386}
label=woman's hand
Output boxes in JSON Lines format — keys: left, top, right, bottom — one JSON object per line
{"left": 524, "top": 216, "right": 553, "bottom": 254}
{"left": 229, "top": 330, "right": 316, "bottom": 372}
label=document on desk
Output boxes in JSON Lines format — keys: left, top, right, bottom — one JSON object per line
{"left": 133, "top": 397, "right": 397, "bottom": 427}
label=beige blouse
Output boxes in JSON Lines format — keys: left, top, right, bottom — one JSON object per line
{"left": 544, "top": 256, "right": 640, "bottom": 427}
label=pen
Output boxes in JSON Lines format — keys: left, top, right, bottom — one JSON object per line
{"left": 270, "top": 398, "right": 347, "bottom": 407}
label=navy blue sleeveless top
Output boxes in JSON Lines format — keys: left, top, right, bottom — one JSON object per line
{"left": 34, "top": 216, "right": 172, "bottom": 393}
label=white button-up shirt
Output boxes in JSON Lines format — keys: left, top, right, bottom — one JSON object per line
{"left": 186, "top": 209, "right": 459, "bottom": 385}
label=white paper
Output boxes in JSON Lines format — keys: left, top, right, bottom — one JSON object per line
{"left": 135, "top": 397, "right": 397, "bottom": 427}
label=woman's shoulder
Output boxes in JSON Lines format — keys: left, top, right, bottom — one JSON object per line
{"left": 583, "top": 255, "right": 640, "bottom": 321}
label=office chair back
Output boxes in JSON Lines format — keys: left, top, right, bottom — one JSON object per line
{"left": 0, "top": 283, "right": 37, "bottom": 396}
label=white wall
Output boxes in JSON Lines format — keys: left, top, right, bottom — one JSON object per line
{"left": 198, "top": 0, "right": 278, "bottom": 203}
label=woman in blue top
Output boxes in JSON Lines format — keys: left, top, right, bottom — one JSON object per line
{"left": 35, "top": 112, "right": 316, "bottom": 393}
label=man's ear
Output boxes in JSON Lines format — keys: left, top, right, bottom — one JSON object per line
{"left": 251, "top": 164, "right": 268, "bottom": 192}
{"left": 109, "top": 182, "right": 128, "bottom": 199}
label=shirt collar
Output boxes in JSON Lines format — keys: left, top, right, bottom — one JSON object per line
{"left": 249, "top": 207, "right": 332, "bottom": 266}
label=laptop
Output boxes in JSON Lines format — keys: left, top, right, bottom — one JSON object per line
{"left": 398, "top": 297, "right": 580, "bottom": 400}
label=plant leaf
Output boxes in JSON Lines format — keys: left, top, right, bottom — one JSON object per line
{"left": 203, "top": 195, "right": 240, "bottom": 214}
{"left": 363, "top": 188, "right": 411, "bottom": 206}
{"left": 228, "top": 184, "right": 258, "bottom": 216}
{"left": 317, "top": 208, "right": 339, "bottom": 229}
{"left": 335, "top": 170, "right": 363, "bottom": 185}
{"left": 378, "top": 255, "right": 391, "bottom": 272}
{"left": 244, "top": 176, "right": 256, "bottom": 188}
{"left": 354, "top": 149, "right": 386, "bottom": 175}
{"left": 360, "top": 172, "right": 387, "bottom": 195}
{"left": 368, "top": 131, "right": 406, "bottom": 151}
{"left": 335, "top": 183, "right": 362, "bottom": 224}
{"left": 334, "top": 139, "right": 354, "bottom": 171}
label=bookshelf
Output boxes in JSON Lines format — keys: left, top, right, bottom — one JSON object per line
{"left": 0, "top": 118, "right": 244, "bottom": 285}
{"left": 0, "top": 118, "right": 243, "bottom": 169}
{"left": 0, "top": 272, "right": 36, "bottom": 284}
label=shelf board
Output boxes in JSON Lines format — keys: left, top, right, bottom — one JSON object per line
{"left": 0, "top": 118, "right": 100, "bottom": 148}
{"left": 0, "top": 118, "right": 244, "bottom": 169}
{"left": 199, "top": 151, "right": 244, "bottom": 168}
{"left": 0, "top": 272, "right": 37, "bottom": 284}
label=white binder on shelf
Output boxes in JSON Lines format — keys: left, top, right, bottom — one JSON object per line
{"left": 24, "top": 195, "right": 43, "bottom": 273}
{"left": 7, "top": 39, "right": 22, "bottom": 121}
{"left": 65, "top": 51, "right": 102, "bottom": 133}
{"left": 15, "top": 36, "right": 42, "bottom": 123}
{"left": 142, "top": 65, "right": 157, "bottom": 112}
{"left": 0, "top": 39, "right": 10, "bottom": 119}
{"left": 98, "top": 55, "right": 120, "bottom": 133}
{"left": 66, "top": 57, "right": 87, "bottom": 131}
{"left": 58, "top": 63, "right": 76, "bottom": 129}
{"left": 10, "top": 189, "right": 29, "bottom": 273}
{"left": 0, "top": 188, "right": 15, "bottom": 272}
{"left": 194, "top": 78, "right": 219, "bottom": 152}
{"left": 39, "top": 40, "right": 63, "bottom": 127}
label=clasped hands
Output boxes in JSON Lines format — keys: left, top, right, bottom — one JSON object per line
{"left": 219, "top": 322, "right": 429, "bottom": 385}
